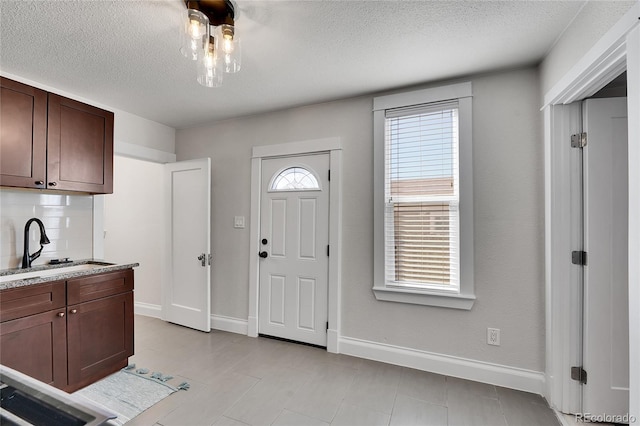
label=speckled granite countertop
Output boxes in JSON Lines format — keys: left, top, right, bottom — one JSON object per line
{"left": 0, "top": 259, "right": 139, "bottom": 290}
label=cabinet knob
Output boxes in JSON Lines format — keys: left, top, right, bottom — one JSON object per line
{"left": 57, "top": 312, "right": 65, "bottom": 317}
{"left": 35, "top": 180, "right": 44, "bottom": 186}
{"left": 48, "top": 182, "right": 57, "bottom": 187}
{"left": 70, "top": 309, "right": 78, "bottom": 314}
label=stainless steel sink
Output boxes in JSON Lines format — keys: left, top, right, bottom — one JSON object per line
{"left": 0, "top": 365, "right": 116, "bottom": 426}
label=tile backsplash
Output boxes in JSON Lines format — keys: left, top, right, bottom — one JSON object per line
{"left": 0, "top": 189, "right": 93, "bottom": 269}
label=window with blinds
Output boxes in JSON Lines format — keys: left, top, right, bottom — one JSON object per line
{"left": 384, "top": 100, "right": 460, "bottom": 289}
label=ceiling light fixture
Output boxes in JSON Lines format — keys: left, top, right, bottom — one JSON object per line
{"left": 180, "top": 0, "right": 241, "bottom": 88}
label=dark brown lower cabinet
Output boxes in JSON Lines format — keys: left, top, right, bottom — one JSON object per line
{"left": 66, "top": 291, "right": 134, "bottom": 391}
{"left": 0, "top": 309, "right": 68, "bottom": 389}
{"left": 0, "top": 269, "right": 134, "bottom": 392}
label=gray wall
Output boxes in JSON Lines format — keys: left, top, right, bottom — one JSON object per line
{"left": 176, "top": 67, "right": 544, "bottom": 371}
{"left": 539, "top": 1, "right": 635, "bottom": 96}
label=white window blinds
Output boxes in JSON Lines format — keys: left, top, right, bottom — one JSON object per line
{"left": 384, "top": 100, "right": 460, "bottom": 289}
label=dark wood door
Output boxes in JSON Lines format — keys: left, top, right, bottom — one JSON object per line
{"left": 0, "top": 309, "right": 68, "bottom": 389}
{"left": 0, "top": 77, "right": 47, "bottom": 189}
{"left": 47, "top": 94, "right": 114, "bottom": 194}
{"left": 66, "top": 291, "right": 133, "bottom": 391}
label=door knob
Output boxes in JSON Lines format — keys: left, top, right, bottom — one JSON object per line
{"left": 259, "top": 251, "right": 268, "bottom": 258}
{"left": 197, "top": 253, "right": 206, "bottom": 267}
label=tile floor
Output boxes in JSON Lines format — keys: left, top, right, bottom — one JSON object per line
{"left": 128, "top": 315, "right": 561, "bottom": 426}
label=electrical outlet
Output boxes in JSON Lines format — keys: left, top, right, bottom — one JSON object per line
{"left": 487, "top": 328, "right": 500, "bottom": 346}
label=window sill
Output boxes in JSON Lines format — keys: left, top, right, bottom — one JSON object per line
{"left": 372, "top": 286, "right": 475, "bottom": 310}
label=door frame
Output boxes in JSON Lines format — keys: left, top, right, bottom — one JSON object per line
{"left": 248, "top": 137, "right": 343, "bottom": 353}
{"left": 543, "top": 3, "right": 639, "bottom": 417}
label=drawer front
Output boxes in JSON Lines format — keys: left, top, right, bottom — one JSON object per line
{"left": 0, "top": 281, "right": 66, "bottom": 322}
{"left": 67, "top": 269, "right": 134, "bottom": 305}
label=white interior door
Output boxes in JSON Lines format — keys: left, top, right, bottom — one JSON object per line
{"left": 259, "top": 154, "right": 329, "bottom": 346}
{"left": 583, "top": 97, "right": 629, "bottom": 416}
{"left": 163, "top": 158, "right": 211, "bottom": 332}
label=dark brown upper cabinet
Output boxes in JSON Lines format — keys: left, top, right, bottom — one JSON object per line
{"left": 0, "top": 77, "right": 48, "bottom": 188}
{"left": 0, "top": 77, "right": 114, "bottom": 194}
{"left": 47, "top": 94, "right": 114, "bottom": 193}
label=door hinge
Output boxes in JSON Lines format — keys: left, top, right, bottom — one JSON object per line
{"left": 327, "top": 245, "right": 330, "bottom": 257}
{"left": 328, "top": 170, "right": 331, "bottom": 181}
{"left": 326, "top": 322, "right": 329, "bottom": 331}
{"left": 571, "top": 132, "right": 587, "bottom": 148}
{"left": 571, "top": 250, "right": 587, "bottom": 265}
{"left": 571, "top": 366, "right": 587, "bottom": 384}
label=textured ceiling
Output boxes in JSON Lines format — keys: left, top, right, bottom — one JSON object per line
{"left": 0, "top": 0, "right": 589, "bottom": 129}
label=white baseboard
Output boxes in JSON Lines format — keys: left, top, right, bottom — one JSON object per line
{"left": 211, "top": 314, "right": 249, "bottom": 335}
{"left": 134, "top": 302, "right": 162, "bottom": 319}
{"left": 339, "top": 336, "right": 545, "bottom": 395}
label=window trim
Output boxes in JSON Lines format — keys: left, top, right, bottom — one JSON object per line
{"left": 373, "top": 82, "right": 475, "bottom": 310}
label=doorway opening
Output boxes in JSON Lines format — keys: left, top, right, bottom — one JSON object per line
{"left": 543, "top": 5, "right": 640, "bottom": 416}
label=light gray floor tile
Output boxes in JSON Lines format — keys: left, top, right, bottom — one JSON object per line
{"left": 212, "top": 416, "right": 251, "bottom": 426}
{"left": 272, "top": 409, "right": 330, "bottom": 426}
{"left": 397, "top": 368, "right": 447, "bottom": 405}
{"left": 157, "top": 372, "right": 258, "bottom": 426}
{"left": 285, "top": 363, "right": 357, "bottom": 422}
{"left": 447, "top": 394, "right": 507, "bottom": 426}
{"left": 331, "top": 402, "right": 391, "bottom": 426}
{"left": 390, "top": 394, "right": 447, "bottom": 426}
{"left": 223, "top": 369, "right": 313, "bottom": 426}
{"left": 129, "top": 316, "right": 560, "bottom": 426}
{"left": 495, "top": 386, "right": 548, "bottom": 406}
{"left": 342, "top": 359, "right": 403, "bottom": 414}
{"left": 447, "top": 376, "right": 498, "bottom": 401}
{"left": 495, "top": 386, "right": 560, "bottom": 426}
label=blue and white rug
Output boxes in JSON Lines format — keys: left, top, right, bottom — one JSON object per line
{"left": 74, "top": 366, "right": 189, "bottom": 425}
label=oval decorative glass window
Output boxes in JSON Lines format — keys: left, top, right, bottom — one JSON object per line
{"left": 270, "top": 167, "right": 320, "bottom": 191}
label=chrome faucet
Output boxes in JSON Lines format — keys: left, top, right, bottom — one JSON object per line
{"left": 22, "top": 218, "right": 50, "bottom": 269}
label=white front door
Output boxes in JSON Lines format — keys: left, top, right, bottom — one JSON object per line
{"left": 163, "top": 158, "right": 211, "bottom": 332}
{"left": 258, "top": 154, "right": 329, "bottom": 346}
{"left": 582, "top": 97, "right": 629, "bottom": 416}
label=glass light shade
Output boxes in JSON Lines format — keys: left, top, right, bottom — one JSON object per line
{"left": 197, "top": 38, "right": 223, "bottom": 88}
{"left": 215, "top": 24, "right": 241, "bottom": 73}
{"left": 180, "top": 9, "right": 209, "bottom": 61}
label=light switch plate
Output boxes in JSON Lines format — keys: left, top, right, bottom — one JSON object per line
{"left": 234, "top": 216, "right": 245, "bottom": 228}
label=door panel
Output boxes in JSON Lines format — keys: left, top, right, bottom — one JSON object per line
{"left": 268, "top": 275, "right": 286, "bottom": 325}
{"left": 259, "top": 154, "right": 329, "bottom": 346}
{"left": 163, "top": 158, "right": 211, "bottom": 332}
{"left": 299, "top": 199, "right": 317, "bottom": 258}
{"left": 298, "top": 278, "right": 316, "bottom": 330}
{"left": 582, "top": 97, "right": 629, "bottom": 416}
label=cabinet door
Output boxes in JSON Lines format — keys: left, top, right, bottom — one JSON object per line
{"left": 0, "top": 77, "right": 47, "bottom": 189}
{"left": 47, "top": 94, "right": 114, "bottom": 194}
{"left": 66, "top": 291, "right": 133, "bottom": 390}
{"left": 0, "top": 309, "right": 68, "bottom": 389}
